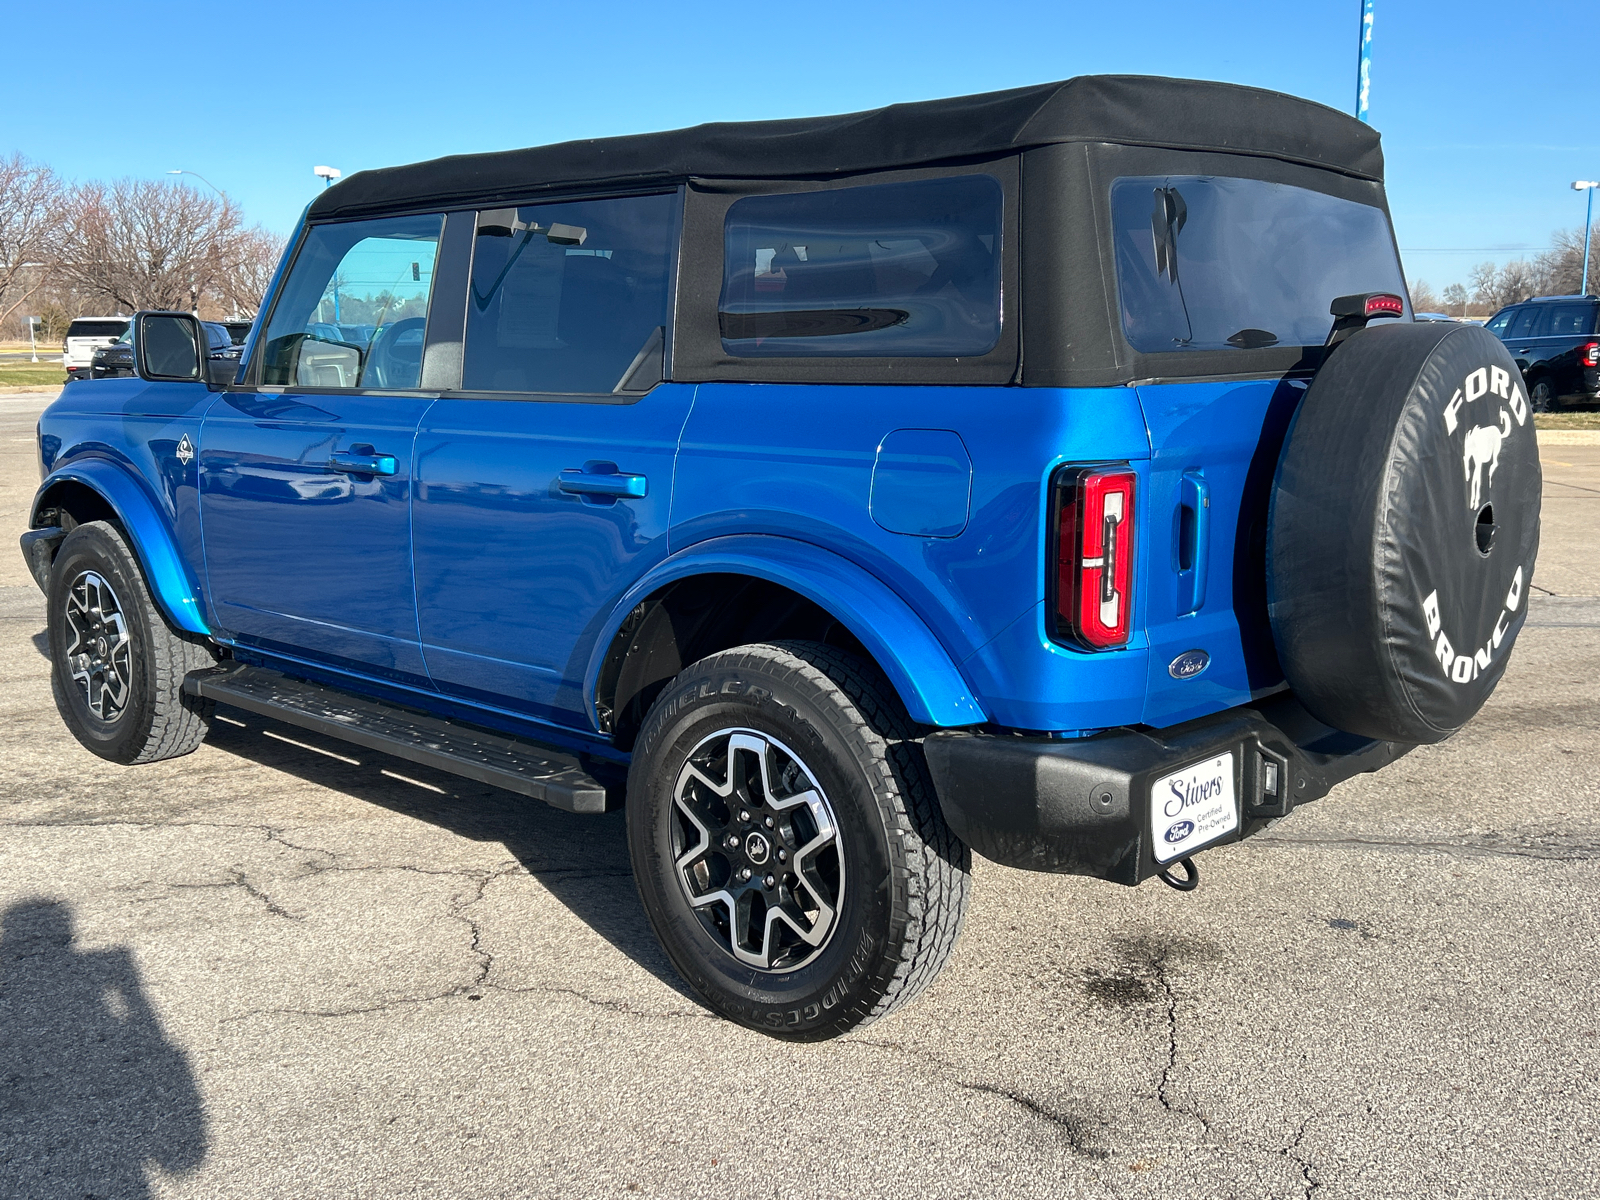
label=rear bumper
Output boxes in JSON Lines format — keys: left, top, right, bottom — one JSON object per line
{"left": 924, "top": 693, "right": 1411, "bottom": 885}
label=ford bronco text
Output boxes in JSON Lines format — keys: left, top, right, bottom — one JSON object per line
{"left": 21, "top": 76, "right": 1541, "bottom": 1039}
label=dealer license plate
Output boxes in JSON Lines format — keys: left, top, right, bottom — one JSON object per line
{"left": 1150, "top": 752, "right": 1238, "bottom": 864}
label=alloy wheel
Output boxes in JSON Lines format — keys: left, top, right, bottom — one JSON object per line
{"left": 63, "top": 570, "right": 133, "bottom": 723}
{"left": 670, "top": 728, "right": 844, "bottom": 971}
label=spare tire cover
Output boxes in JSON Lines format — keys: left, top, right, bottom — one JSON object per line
{"left": 1268, "top": 321, "right": 1541, "bottom": 744}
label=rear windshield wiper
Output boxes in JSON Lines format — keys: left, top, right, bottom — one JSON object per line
{"left": 1151, "top": 187, "right": 1187, "bottom": 283}
{"left": 1150, "top": 186, "right": 1195, "bottom": 346}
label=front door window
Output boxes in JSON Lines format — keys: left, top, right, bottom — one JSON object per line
{"left": 258, "top": 213, "right": 442, "bottom": 389}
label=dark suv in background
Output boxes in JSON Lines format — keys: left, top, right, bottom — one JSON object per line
{"left": 91, "top": 321, "right": 240, "bottom": 379}
{"left": 1484, "top": 295, "right": 1600, "bottom": 411}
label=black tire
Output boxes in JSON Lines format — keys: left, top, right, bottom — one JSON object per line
{"left": 47, "top": 521, "right": 216, "bottom": 764}
{"left": 626, "top": 641, "right": 970, "bottom": 1040}
{"left": 1269, "top": 322, "right": 1541, "bottom": 744}
{"left": 1529, "top": 377, "right": 1557, "bottom": 413}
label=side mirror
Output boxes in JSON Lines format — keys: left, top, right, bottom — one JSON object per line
{"left": 133, "top": 311, "right": 204, "bottom": 383}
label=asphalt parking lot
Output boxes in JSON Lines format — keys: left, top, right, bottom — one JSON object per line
{"left": 1, "top": 389, "right": 1596, "bottom": 1199}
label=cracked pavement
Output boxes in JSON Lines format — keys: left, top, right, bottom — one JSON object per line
{"left": 1, "top": 390, "right": 1597, "bottom": 1199}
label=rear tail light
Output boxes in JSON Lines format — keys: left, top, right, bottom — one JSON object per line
{"left": 1582, "top": 341, "right": 1599, "bottom": 368}
{"left": 1052, "top": 465, "right": 1137, "bottom": 649}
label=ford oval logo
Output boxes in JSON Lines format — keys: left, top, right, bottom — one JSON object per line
{"left": 1164, "top": 821, "right": 1195, "bottom": 843}
{"left": 1169, "top": 649, "right": 1210, "bottom": 680}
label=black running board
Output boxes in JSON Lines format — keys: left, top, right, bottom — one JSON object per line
{"left": 184, "top": 665, "right": 608, "bottom": 814}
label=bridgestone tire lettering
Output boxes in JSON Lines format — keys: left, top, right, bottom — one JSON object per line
{"left": 625, "top": 641, "right": 970, "bottom": 1041}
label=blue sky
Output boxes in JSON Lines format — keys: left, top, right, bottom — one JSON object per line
{"left": 9, "top": 0, "right": 1597, "bottom": 294}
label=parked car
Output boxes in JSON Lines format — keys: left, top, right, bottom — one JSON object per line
{"left": 92, "top": 321, "right": 238, "bottom": 379}
{"left": 1483, "top": 294, "right": 1600, "bottom": 410}
{"left": 203, "top": 321, "right": 244, "bottom": 362}
{"left": 61, "top": 316, "right": 129, "bottom": 381}
{"left": 20, "top": 76, "right": 1543, "bottom": 1040}
{"left": 1413, "top": 311, "right": 1459, "bottom": 322}
{"left": 220, "top": 320, "right": 254, "bottom": 346}
{"left": 88, "top": 326, "right": 134, "bottom": 378}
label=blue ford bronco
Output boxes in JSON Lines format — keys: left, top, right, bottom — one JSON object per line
{"left": 22, "top": 76, "right": 1542, "bottom": 1039}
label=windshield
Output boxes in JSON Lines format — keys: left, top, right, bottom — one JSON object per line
{"left": 1111, "top": 175, "right": 1408, "bottom": 353}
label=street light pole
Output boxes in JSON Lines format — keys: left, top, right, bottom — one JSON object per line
{"left": 313, "top": 165, "right": 342, "bottom": 190}
{"left": 1575, "top": 182, "right": 1599, "bottom": 295}
{"left": 167, "top": 169, "right": 226, "bottom": 200}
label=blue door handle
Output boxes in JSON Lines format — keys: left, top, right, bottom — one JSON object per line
{"left": 1178, "top": 470, "right": 1210, "bottom": 616}
{"left": 558, "top": 469, "right": 648, "bottom": 499}
{"left": 328, "top": 450, "right": 397, "bottom": 476}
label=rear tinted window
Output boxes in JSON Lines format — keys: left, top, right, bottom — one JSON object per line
{"left": 719, "top": 175, "right": 1002, "bottom": 358}
{"left": 1506, "top": 307, "right": 1538, "bottom": 339}
{"left": 1538, "top": 303, "right": 1597, "bottom": 338}
{"left": 1111, "top": 176, "right": 1407, "bottom": 352}
{"left": 66, "top": 320, "right": 127, "bottom": 340}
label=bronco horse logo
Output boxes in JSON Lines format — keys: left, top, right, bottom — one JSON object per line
{"left": 1462, "top": 409, "right": 1511, "bottom": 510}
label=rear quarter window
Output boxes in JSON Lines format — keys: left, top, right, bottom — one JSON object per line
{"left": 1110, "top": 175, "right": 1408, "bottom": 352}
{"left": 719, "top": 175, "right": 1002, "bottom": 358}
{"left": 1542, "top": 303, "right": 1596, "bottom": 338}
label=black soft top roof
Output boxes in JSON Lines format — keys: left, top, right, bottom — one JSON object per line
{"left": 308, "top": 74, "right": 1382, "bottom": 222}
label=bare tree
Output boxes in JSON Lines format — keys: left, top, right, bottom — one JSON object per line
{"left": 1408, "top": 279, "right": 1442, "bottom": 313}
{"left": 62, "top": 178, "right": 244, "bottom": 313}
{"left": 1531, "top": 226, "right": 1598, "bottom": 297}
{"left": 0, "top": 153, "right": 69, "bottom": 328}
{"left": 1441, "top": 283, "right": 1468, "bottom": 317}
{"left": 216, "top": 227, "right": 286, "bottom": 318}
{"left": 1464, "top": 223, "right": 1600, "bottom": 314}
{"left": 1470, "top": 259, "right": 1540, "bottom": 312}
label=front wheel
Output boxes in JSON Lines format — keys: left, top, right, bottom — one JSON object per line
{"left": 47, "top": 521, "right": 216, "bottom": 764}
{"left": 626, "top": 641, "right": 970, "bottom": 1040}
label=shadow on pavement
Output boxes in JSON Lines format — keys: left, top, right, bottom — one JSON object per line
{"left": 0, "top": 898, "right": 207, "bottom": 1198}
{"left": 203, "top": 712, "right": 694, "bottom": 1002}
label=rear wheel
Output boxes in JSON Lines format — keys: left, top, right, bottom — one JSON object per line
{"left": 1529, "top": 377, "right": 1556, "bottom": 413}
{"left": 47, "top": 521, "right": 215, "bottom": 764}
{"left": 626, "top": 641, "right": 970, "bottom": 1039}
